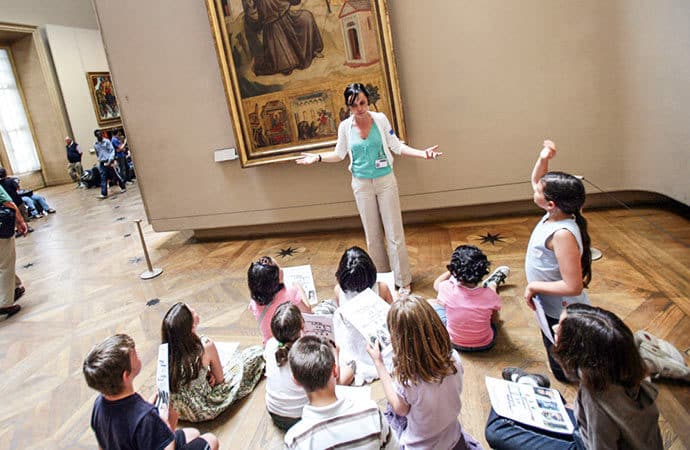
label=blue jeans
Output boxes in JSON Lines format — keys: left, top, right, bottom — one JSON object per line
{"left": 432, "top": 303, "right": 497, "bottom": 352}
{"left": 115, "top": 153, "right": 130, "bottom": 182}
{"left": 21, "top": 195, "right": 50, "bottom": 215}
{"left": 99, "top": 161, "right": 125, "bottom": 196}
{"left": 485, "top": 406, "right": 585, "bottom": 450}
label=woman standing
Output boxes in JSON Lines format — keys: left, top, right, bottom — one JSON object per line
{"left": 297, "top": 83, "right": 441, "bottom": 296}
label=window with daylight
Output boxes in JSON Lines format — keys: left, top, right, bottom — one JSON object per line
{"left": 0, "top": 48, "right": 41, "bottom": 174}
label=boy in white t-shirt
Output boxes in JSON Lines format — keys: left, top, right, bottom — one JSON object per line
{"left": 284, "top": 336, "right": 397, "bottom": 450}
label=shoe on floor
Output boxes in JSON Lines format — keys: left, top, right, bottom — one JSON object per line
{"left": 0, "top": 304, "right": 21, "bottom": 319}
{"left": 483, "top": 266, "right": 510, "bottom": 288}
{"left": 120, "top": 187, "right": 127, "bottom": 193}
{"left": 98, "top": 194, "right": 108, "bottom": 199}
{"left": 502, "top": 367, "right": 551, "bottom": 388}
{"left": 14, "top": 286, "right": 25, "bottom": 302}
{"left": 46, "top": 208, "right": 56, "bottom": 214}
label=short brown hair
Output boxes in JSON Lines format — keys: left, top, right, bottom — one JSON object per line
{"left": 83, "top": 334, "right": 135, "bottom": 396}
{"left": 288, "top": 335, "right": 334, "bottom": 393}
{"left": 553, "top": 304, "right": 646, "bottom": 391}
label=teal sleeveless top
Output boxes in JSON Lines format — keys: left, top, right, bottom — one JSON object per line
{"left": 349, "top": 122, "right": 392, "bottom": 179}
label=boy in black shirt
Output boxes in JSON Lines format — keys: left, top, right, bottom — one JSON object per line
{"left": 83, "top": 334, "right": 219, "bottom": 450}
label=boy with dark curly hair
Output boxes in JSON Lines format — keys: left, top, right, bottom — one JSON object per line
{"left": 429, "top": 245, "right": 510, "bottom": 352}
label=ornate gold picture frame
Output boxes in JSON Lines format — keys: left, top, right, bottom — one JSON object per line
{"left": 86, "top": 72, "right": 121, "bottom": 127}
{"left": 206, "top": 0, "right": 405, "bottom": 167}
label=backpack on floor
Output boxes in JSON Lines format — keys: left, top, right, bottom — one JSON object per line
{"left": 81, "top": 165, "right": 101, "bottom": 188}
{"left": 635, "top": 330, "right": 690, "bottom": 382}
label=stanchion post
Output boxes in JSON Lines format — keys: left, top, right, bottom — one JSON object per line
{"left": 134, "top": 219, "right": 163, "bottom": 280}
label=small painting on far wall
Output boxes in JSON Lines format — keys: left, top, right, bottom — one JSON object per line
{"left": 86, "top": 72, "right": 121, "bottom": 126}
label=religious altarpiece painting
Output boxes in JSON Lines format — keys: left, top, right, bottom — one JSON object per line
{"left": 86, "top": 72, "right": 121, "bottom": 127}
{"left": 206, "top": 0, "right": 406, "bottom": 167}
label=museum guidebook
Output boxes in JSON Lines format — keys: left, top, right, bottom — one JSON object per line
{"left": 283, "top": 265, "right": 318, "bottom": 306}
{"left": 338, "top": 288, "right": 393, "bottom": 358}
{"left": 155, "top": 343, "right": 170, "bottom": 420}
{"left": 485, "top": 377, "right": 575, "bottom": 434}
{"left": 302, "top": 313, "right": 335, "bottom": 343}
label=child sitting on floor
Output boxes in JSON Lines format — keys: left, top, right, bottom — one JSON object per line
{"left": 248, "top": 256, "right": 312, "bottom": 344}
{"left": 83, "top": 333, "right": 219, "bottom": 450}
{"left": 368, "top": 296, "right": 483, "bottom": 449}
{"left": 284, "top": 335, "right": 397, "bottom": 450}
{"left": 333, "top": 246, "right": 394, "bottom": 385}
{"left": 335, "top": 246, "right": 394, "bottom": 305}
{"left": 162, "top": 302, "right": 265, "bottom": 422}
{"left": 264, "top": 303, "right": 308, "bottom": 431}
{"left": 430, "top": 245, "right": 509, "bottom": 352}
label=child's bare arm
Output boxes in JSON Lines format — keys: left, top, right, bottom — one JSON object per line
{"left": 378, "top": 282, "right": 394, "bottom": 304}
{"left": 203, "top": 339, "right": 225, "bottom": 386}
{"left": 367, "top": 340, "right": 410, "bottom": 416}
{"left": 433, "top": 271, "right": 451, "bottom": 292}
{"left": 531, "top": 140, "right": 556, "bottom": 191}
{"left": 293, "top": 283, "right": 313, "bottom": 313}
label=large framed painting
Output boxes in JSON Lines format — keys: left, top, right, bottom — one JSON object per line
{"left": 86, "top": 72, "right": 121, "bottom": 127}
{"left": 206, "top": 0, "right": 405, "bottom": 167}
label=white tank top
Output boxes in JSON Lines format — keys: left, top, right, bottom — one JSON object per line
{"left": 525, "top": 213, "right": 589, "bottom": 318}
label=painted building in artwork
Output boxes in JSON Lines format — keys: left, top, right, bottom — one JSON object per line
{"left": 338, "top": 0, "right": 380, "bottom": 67}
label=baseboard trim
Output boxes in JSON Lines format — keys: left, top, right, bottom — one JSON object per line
{"left": 193, "top": 190, "right": 689, "bottom": 241}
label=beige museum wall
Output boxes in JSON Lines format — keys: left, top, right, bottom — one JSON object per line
{"left": 45, "top": 25, "right": 112, "bottom": 169}
{"left": 91, "top": 0, "right": 689, "bottom": 232}
{"left": 614, "top": 0, "right": 690, "bottom": 205}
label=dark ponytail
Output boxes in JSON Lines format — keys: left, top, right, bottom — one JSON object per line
{"left": 542, "top": 172, "right": 592, "bottom": 287}
{"left": 270, "top": 302, "right": 303, "bottom": 367}
{"left": 274, "top": 341, "right": 293, "bottom": 368}
{"left": 574, "top": 211, "right": 592, "bottom": 287}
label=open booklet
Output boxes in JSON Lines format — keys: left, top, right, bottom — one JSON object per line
{"left": 282, "top": 264, "right": 318, "bottom": 306}
{"left": 302, "top": 313, "right": 335, "bottom": 343}
{"left": 155, "top": 343, "right": 170, "bottom": 420}
{"left": 485, "top": 376, "right": 575, "bottom": 434}
{"left": 338, "top": 288, "right": 393, "bottom": 357}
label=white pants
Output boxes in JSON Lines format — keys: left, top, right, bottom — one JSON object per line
{"left": 351, "top": 173, "right": 411, "bottom": 287}
{"left": 0, "top": 237, "right": 16, "bottom": 309}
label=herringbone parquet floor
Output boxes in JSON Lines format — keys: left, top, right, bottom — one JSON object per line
{"left": 2, "top": 182, "right": 688, "bottom": 449}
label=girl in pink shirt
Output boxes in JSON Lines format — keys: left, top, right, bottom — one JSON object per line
{"left": 247, "top": 256, "right": 311, "bottom": 344}
{"left": 430, "top": 245, "right": 509, "bottom": 352}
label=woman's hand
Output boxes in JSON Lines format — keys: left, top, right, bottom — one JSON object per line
{"left": 424, "top": 145, "right": 442, "bottom": 160}
{"left": 296, "top": 152, "right": 319, "bottom": 165}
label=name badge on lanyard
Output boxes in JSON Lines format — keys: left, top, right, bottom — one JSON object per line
{"left": 375, "top": 158, "right": 389, "bottom": 169}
